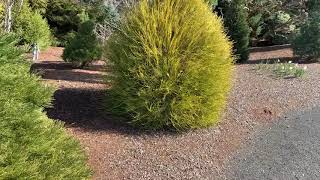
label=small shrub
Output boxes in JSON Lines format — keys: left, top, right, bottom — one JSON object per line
{"left": 106, "top": 0, "right": 234, "bottom": 130}
{"left": 292, "top": 0, "right": 320, "bottom": 60}
{"left": 14, "top": 5, "right": 52, "bottom": 49}
{"left": 63, "top": 20, "right": 102, "bottom": 68}
{"left": 220, "top": 0, "right": 250, "bottom": 62}
{"left": 256, "top": 60, "right": 307, "bottom": 78}
{"left": 0, "top": 34, "right": 91, "bottom": 179}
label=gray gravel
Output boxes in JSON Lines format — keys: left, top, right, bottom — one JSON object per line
{"left": 226, "top": 107, "right": 320, "bottom": 180}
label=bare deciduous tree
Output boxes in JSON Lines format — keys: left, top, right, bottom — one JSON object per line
{"left": 4, "top": 0, "right": 14, "bottom": 32}
{"left": 3, "top": 0, "right": 24, "bottom": 32}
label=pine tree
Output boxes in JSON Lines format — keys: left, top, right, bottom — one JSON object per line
{"left": 63, "top": 20, "right": 102, "bottom": 68}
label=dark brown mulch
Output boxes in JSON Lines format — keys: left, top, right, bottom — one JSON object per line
{"left": 35, "top": 47, "right": 320, "bottom": 180}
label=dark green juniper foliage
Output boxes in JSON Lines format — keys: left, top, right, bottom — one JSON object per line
{"left": 63, "top": 20, "right": 102, "bottom": 68}
{"left": 293, "top": 0, "right": 320, "bottom": 59}
{"left": 220, "top": 0, "right": 250, "bottom": 62}
{"left": 0, "top": 34, "right": 91, "bottom": 179}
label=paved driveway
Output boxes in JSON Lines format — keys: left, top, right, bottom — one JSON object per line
{"left": 226, "top": 108, "right": 320, "bottom": 180}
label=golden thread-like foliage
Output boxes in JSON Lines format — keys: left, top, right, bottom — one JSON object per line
{"left": 107, "top": 0, "right": 234, "bottom": 130}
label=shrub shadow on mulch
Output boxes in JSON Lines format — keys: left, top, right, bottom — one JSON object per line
{"left": 46, "top": 88, "right": 127, "bottom": 131}
{"left": 46, "top": 88, "right": 178, "bottom": 136}
{"left": 31, "top": 61, "right": 74, "bottom": 70}
{"left": 42, "top": 70, "right": 105, "bottom": 84}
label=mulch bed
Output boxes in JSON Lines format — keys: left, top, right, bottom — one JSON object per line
{"left": 36, "top": 46, "right": 320, "bottom": 179}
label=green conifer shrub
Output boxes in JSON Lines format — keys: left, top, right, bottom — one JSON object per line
{"left": 220, "top": 0, "right": 250, "bottom": 62}
{"left": 63, "top": 20, "right": 102, "bottom": 68}
{"left": 293, "top": 0, "right": 320, "bottom": 60}
{"left": 0, "top": 34, "right": 91, "bottom": 179}
{"left": 106, "top": 0, "right": 234, "bottom": 130}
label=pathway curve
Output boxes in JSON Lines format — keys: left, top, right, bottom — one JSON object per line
{"left": 226, "top": 108, "right": 320, "bottom": 179}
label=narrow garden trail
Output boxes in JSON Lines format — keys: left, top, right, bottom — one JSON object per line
{"left": 35, "top": 47, "right": 320, "bottom": 179}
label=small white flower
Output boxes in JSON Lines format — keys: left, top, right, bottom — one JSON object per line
{"left": 304, "top": 66, "right": 308, "bottom": 70}
{"left": 282, "top": 66, "right": 285, "bottom": 70}
{"left": 277, "top": 59, "right": 280, "bottom": 63}
{"left": 288, "top": 61, "right": 292, "bottom": 64}
{"left": 295, "top": 64, "right": 299, "bottom": 67}
{"left": 289, "top": 67, "right": 293, "bottom": 70}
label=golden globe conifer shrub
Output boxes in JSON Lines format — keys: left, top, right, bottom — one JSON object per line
{"left": 106, "top": 0, "right": 234, "bottom": 130}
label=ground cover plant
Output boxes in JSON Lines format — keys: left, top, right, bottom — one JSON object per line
{"left": 0, "top": 34, "right": 91, "bottom": 179}
{"left": 106, "top": 0, "right": 234, "bottom": 130}
{"left": 255, "top": 60, "right": 307, "bottom": 78}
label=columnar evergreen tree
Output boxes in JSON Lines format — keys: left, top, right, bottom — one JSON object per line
{"left": 293, "top": 0, "right": 320, "bottom": 59}
{"left": 220, "top": 0, "right": 250, "bottom": 62}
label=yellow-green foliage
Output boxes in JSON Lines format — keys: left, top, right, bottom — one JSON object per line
{"left": 107, "top": 0, "right": 234, "bottom": 130}
{"left": 0, "top": 34, "right": 91, "bottom": 179}
{"left": 14, "top": 5, "right": 52, "bottom": 49}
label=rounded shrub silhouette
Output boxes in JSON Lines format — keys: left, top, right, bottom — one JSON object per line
{"left": 106, "top": 0, "right": 234, "bottom": 130}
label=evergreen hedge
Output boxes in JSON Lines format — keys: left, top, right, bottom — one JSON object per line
{"left": 106, "top": 0, "right": 234, "bottom": 130}
{"left": 0, "top": 34, "right": 91, "bottom": 179}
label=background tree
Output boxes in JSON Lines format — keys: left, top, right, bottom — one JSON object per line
{"left": 247, "top": 0, "right": 308, "bottom": 46}
{"left": 292, "top": 0, "right": 320, "bottom": 60}
{"left": 88, "top": 0, "right": 120, "bottom": 45}
{"left": 219, "top": 0, "right": 250, "bottom": 62}
{"left": 14, "top": 4, "right": 51, "bottom": 49}
{"left": 45, "top": 0, "right": 83, "bottom": 46}
{"left": 0, "top": 2, "right": 4, "bottom": 32}
{"left": 28, "top": 0, "right": 48, "bottom": 14}
{"left": 4, "top": 0, "right": 15, "bottom": 32}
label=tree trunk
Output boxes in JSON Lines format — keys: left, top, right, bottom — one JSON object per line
{"left": 4, "top": 0, "right": 14, "bottom": 33}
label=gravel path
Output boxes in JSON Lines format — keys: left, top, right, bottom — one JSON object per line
{"left": 225, "top": 107, "right": 320, "bottom": 179}
{"left": 36, "top": 47, "right": 320, "bottom": 179}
